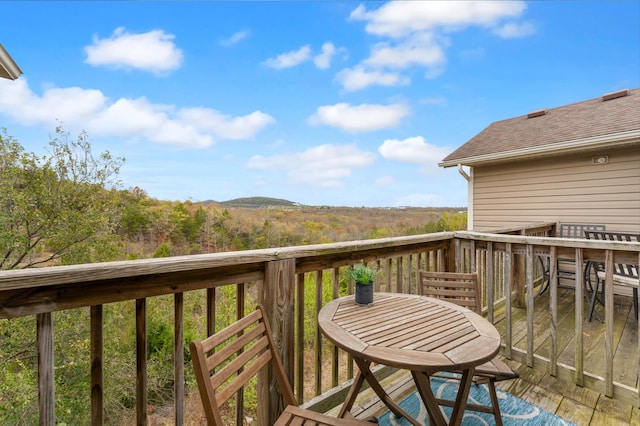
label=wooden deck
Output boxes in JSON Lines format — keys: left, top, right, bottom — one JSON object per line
{"left": 4, "top": 224, "right": 639, "bottom": 424}
{"left": 343, "top": 287, "right": 640, "bottom": 425}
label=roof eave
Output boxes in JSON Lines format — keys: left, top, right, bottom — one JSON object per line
{"left": 0, "top": 44, "right": 23, "bottom": 80}
{"left": 439, "top": 129, "right": 640, "bottom": 168}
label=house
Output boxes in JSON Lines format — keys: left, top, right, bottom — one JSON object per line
{"left": 0, "top": 43, "right": 22, "bottom": 80}
{"left": 440, "top": 88, "right": 640, "bottom": 232}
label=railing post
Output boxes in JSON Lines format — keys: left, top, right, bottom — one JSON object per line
{"left": 454, "top": 238, "right": 462, "bottom": 272}
{"left": 37, "top": 312, "right": 55, "bottom": 426}
{"left": 574, "top": 248, "right": 584, "bottom": 387}
{"left": 296, "top": 272, "right": 306, "bottom": 403}
{"left": 90, "top": 305, "right": 104, "bottom": 426}
{"left": 487, "top": 242, "right": 494, "bottom": 323}
{"left": 261, "top": 259, "right": 296, "bottom": 425}
{"left": 135, "top": 299, "right": 147, "bottom": 426}
{"left": 504, "top": 243, "right": 513, "bottom": 359}
{"left": 174, "top": 293, "right": 184, "bottom": 426}
{"left": 514, "top": 251, "right": 526, "bottom": 308}
{"left": 525, "top": 244, "right": 534, "bottom": 367}
{"left": 605, "top": 249, "right": 614, "bottom": 397}
{"left": 446, "top": 238, "right": 456, "bottom": 273}
{"left": 549, "top": 246, "right": 558, "bottom": 377}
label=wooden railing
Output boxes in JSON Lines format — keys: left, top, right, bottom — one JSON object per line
{"left": 1, "top": 223, "right": 639, "bottom": 425}
{"left": 457, "top": 229, "right": 640, "bottom": 408}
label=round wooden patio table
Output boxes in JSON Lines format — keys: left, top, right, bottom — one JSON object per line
{"left": 318, "top": 292, "right": 501, "bottom": 426}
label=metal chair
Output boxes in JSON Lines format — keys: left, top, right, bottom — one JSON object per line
{"left": 584, "top": 230, "right": 640, "bottom": 322}
{"left": 418, "top": 271, "right": 519, "bottom": 426}
{"left": 190, "top": 304, "right": 372, "bottom": 425}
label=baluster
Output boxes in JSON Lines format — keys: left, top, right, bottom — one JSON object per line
{"left": 315, "top": 270, "right": 323, "bottom": 396}
{"left": 296, "top": 272, "right": 305, "bottom": 404}
{"left": 174, "top": 294, "right": 184, "bottom": 426}
{"left": 90, "top": 305, "right": 104, "bottom": 426}
{"left": 504, "top": 243, "right": 513, "bottom": 359}
{"left": 549, "top": 246, "right": 558, "bottom": 377}
{"left": 37, "top": 312, "right": 55, "bottom": 426}
{"left": 574, "top": 248, "right": 584, "bottom": 387}
{"left": 135, "top": 299, "right": 147, "bottom": 426}
{"left": 526, "top": 244, "right": 534, "bottom": 367}
{"left": 332, "top": 268, "right": 339, "bottom": 388}
{"left": 236, "top": 283, "right": 245, "bottom": 426}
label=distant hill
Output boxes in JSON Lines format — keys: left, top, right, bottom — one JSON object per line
{"left": 202, "top": 196, "right": 298, "bottom": 208}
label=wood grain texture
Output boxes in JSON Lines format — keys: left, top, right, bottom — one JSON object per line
{"left": 37, "top": 313, "right": 54, "bottom": 426}
{"left": 319, "top": 293, "right": 500, "bottom": 372}
{"left": 263, "top": 259, "right": 296, "bottom": 425}
{"left": 135, "top": 299, "right": 147, "bottom": 426}
{"left": 90, "top": 306, "right": 103, "bottom": 426}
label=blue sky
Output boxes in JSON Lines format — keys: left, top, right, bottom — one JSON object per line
{"left": 1, "top": 1, "right": 638, "bottom": 207}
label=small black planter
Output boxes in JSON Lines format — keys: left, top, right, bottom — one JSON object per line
{"left": 355, "top": 281, "right": 374, "bottom": 306}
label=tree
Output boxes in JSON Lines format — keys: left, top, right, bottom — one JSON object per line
{"left": 119, "top": 187, "right": 153, "bottom": 242}
{"left": 0, "top": 126, "right": 125, "bottom": 269}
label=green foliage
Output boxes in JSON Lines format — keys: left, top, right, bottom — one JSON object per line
{"left": 300, "top": 271, "right": 336, "bottom": 348}
{"left": 152, "top": 243, "right": 171, "bottom": 258}
{"left": 0, "top": 127, "right": 124, "bottom": 269}
{"left": 0, "top": 317, "right": 38, "bottom": 425}
{"left": 344, "top": 263, "right": 377, "bottom": 285}
{"left": 119, "top": 187, "right": 153, "bottom": 241}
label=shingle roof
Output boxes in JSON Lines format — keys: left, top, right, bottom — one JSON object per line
{"left": 440, "top": 88, "right": 640, "bottom": 167}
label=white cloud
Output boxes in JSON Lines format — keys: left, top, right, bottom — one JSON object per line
{"left": 379, "top": 136, "right": 449, "bottom": 164}
{"left": 263, "top": 45, "right": 312, "bottom": 69}
{"left": 220, "top": 30, "right": 251, "bottom": 47}
{"left": 84, "top": 27, "right": 183, "bottom": 74}
{"left": 308, "top": 103, "right": 409, "bottom": 133}
{"left": 342, "top": 1, "right": 532, "bottom": 90}
{"left": 247, "top": 144, "right": 376, "bottom": 188}
{"left": 335, "top": 33, "right": 445, "bottom": 91}
{"left": 0, "top": 79, "right": 106, "bottom": 126}
{"left": 378, "top": 136, "right": 450, "bottom": 176}
{"left": 179, "top": 108, "right": 275, "bottom": 140}
{"left": 493, "top": 21, "right": 536, "bottom": 39}
{"left": 335, "top": 66, "right": 409, "bottom": 91}
{"left": 365, "top": 34, "right": 445, "bottom": 69}
{"left": 0, "top": 78, "right": 274, "bottom": 148}
{"left": 349, "top": 1, "right": 527, "bottom": 38}
{"left": 314, "top": 42, "right": 336, "bottom": 69}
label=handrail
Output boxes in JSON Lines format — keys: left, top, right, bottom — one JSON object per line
{"left": 0, "top": 232, "right": 455, "bottom": 319}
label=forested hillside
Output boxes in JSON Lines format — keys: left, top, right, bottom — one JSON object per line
{"left": 1, "top": 127, "right": 466, "bottom": 269}
{"left": 118, "top": 190, "right": 466, "bottom": 260}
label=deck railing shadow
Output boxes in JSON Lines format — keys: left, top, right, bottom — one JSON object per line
{"left": 0, "top": 222, "right": 638, "bottom": 424}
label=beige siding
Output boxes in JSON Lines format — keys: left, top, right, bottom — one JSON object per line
{"left": 472, "top": 146, "right": 640, "bottom": 232}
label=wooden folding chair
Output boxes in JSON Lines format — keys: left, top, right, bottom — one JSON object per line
{"left": 190, "top": 305, "right": 372, "bottom": 425}
{"left": 418, "top": 271, "right": 519, "bottom": 426}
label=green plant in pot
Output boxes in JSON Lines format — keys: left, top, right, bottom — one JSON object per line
{"left": 346, "top": 263, "right": 377, "bottom": 306}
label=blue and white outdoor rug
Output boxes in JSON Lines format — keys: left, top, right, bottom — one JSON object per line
{"left": 378, "top": 376, "right": 575, "bottom": 425}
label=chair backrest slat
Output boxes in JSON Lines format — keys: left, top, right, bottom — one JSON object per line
{"left": 190, "top": 305, "right": 298, "bottom": 425}
{"left": 209, "top": 334, "right": 270, "bottom": 391}
{"left": 584, "top": 230, "right": 640, "bottom": 279}
{"left": 200, "top": 310, "right": 263, "bottom": 353}
{"left": 215, "top": 351, "right": 272, "bottom": 406}
{"left": 559, "top": 223, "right": 606, "bottom": 239}
{"left": 418, "top": 271, "right": 481, "bottom": 314}
{"left": 206, "top": 324, "right": 266, "bottom": 372}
